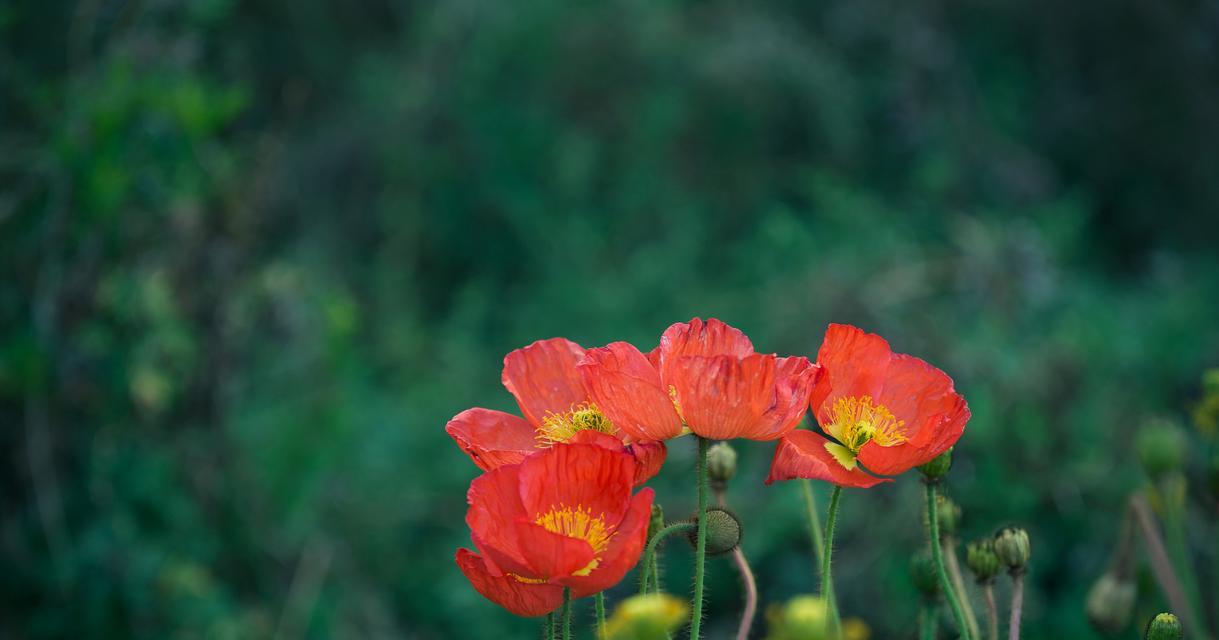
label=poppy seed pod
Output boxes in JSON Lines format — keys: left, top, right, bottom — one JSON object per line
{"left": 918, "top": 448, "right": 954, "bottom": 483}
{"left": 707, "top": 442, "right": 738, "bottom": 488}
{"left": 909, "top": 550, "right": 940, "bottom": 599}
{"left": 965, "top": 539, "right": 1001, "bottom": 584}
{"left": 1144, "top": 613, "right": 1183, "bottom": 640}
{"left": 993, "top": 527, "right": 1031, "bottom": 574}
{"left": 1136, "top": 419, "right": 1186, "bottom": 480}
{"left": 1086, "top": 572, "right": 1136, "bottom": 634}
{"left": 686, "top": 508, "right": 741, "bottom": 556}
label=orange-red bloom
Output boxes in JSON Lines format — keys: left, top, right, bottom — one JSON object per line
{"left": 456, "top": 433, "right": 655, "bottom": 616}
{"left": 767, "top": 324, "right": 970, "bottom": 488}
{"left": 446, "top": 337, "right": 665, "bottom": 485}
{"left": 579, "top": 318, "right": 821, "bottom": 441}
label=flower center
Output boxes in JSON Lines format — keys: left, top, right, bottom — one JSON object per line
{"left": 537, "top": 402, "right": 618, "bottom": 446}
{"left": 823, "top": 395, "right": 907, "bottom": 470}
{"left": 535, "top": 504, "right": 615, "bottom": 576}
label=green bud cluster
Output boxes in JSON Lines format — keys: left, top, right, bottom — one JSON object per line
{"left": 965, "top": 538, "right": 1001, "bottom": 584}
{"left": 993, "top": 527, "right": 1031, "bottom": 575}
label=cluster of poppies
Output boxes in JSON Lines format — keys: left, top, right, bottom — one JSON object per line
{"left": 446, "top": 318, "right": 969, "bottom": 627}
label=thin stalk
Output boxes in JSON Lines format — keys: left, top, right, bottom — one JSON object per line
{"left": 943, "top": 535, "right": 980, "bottom": 640}
{"left": 595, "top": 592, "right": 606, "bottom": 638}
{"left": 1007, "top": 573, "right": 1023, "bottom": 640}
{"left": 920, "top": 606, "right": 939, "bottom": 640}
{"left": 821, "top": 485, "right": 844, "bottom": 639}
{"left": 689, "top": 436, "right": 710, "bottom": 640}
{"left": 1131, "top": 493, "right": 1209, "bottom": 638}
{"left": 926, "top": 483, "right": 971, "bottom": 640}
{"left": 1159, "top": 476, "right": 1209, "bottom": 638}
{"left": 982, "top": 583, "right": 998, "bottom": 640}
{"left": 716, "top": 486, "right": 757, "bottom": 640}
{"left": 638, "top": 522, "right": 697, "bottom": 594}
{"left": 800, "top": 479, "right": 826, "bottom": 567}
{"left": 650, "top": 552, "right": 660, "bottom": 594}
{"left": 545, "top": 612, "right": 555, "bottom": 640}
{"left": 562, "top": 589, "right": 572, "bottom": 640}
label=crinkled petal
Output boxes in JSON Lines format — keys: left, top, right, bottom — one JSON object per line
{"left": 456, "top": 548, "right": 565, "bottom": 617}
{"left": 813, "top": 324, "right": 892, "bottom": 425}
{"left": 626, "top": 440, "right": 666, "bottom": 485}
{"left": 503, "top": 338, "right": 589, "bottom": 428}
{"left": 657, "top": 318, "right": 754, "bottom": 386}
{"left": 858, "top": 354, "right": 970, "bottom": 475}
{"left": 579, "top": 342, "right": 683, "bottom": 441}
{"left": 765, "top": 430, "right": 891, "bottom": 488}
{"left": 446, "top": 408, "right": 537, "bottom": 471}
{"left": 669, "top": 353, "right": 814, "bottom": 440}
{"left": 466, "top": 465, "right": 533, "bottom": 577}
{"left": 517, "top": 440, "right": 636, "bottom": 530}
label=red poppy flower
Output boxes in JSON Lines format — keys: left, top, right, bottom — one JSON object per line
{"left": 446, "top": 337, "right": 665, "bottom": 485}
{"left": 766, "top": 324, "right": 970, "bottom": 487}
{"left": 579, "top": 318, "right": 821, "bottom": 441}
{"left": 456, "top": 433, "right": 655, "bottom": 616}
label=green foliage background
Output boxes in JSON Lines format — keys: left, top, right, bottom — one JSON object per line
{"left": 3, "top": 0, "right": 1218, "bottom": 638}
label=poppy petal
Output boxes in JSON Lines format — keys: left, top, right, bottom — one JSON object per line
{"left": 748, "top": 356, "right": 821, "bottom": 441}
{"left": 456, "top": 548, "right": 565, "bottom": 617}
{"left": 813, "top": 324, "right": 892, "bottom": 424}
{"left": 765, "top": 430, "right": 891, "bottom": 488}
{"left": 858, "top": 355, "right": 970, "bottom": 475}
{"left": 466, "top": 465, "right": 534, "bottom": 577}
{"left": 657, "top": 318, "right": 754, "bottom": 385}
{"left": 512, "top": 520, "right": 599, "bottom": 579}
{"left": 516, "top": 440, "right": 636, "bottom": 531}
{"left": 562, "top": 488, "right": 654, "bottom": 597}
{"left": 627, "top": 440, "right": 666, "bottom": 485}
{"left": 669, "top": 354, "right": 814, "bottom": 440}
{"left": 503, "top": 338, "right": 588, "bottom": 428}
{"left": 446, "top": 408, "right": 537, "bottom": 471}
{"left": 579, "top": 342, "right": 684, "bottom": 441}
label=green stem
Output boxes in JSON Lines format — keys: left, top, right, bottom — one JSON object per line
{"left": 595, "top": 591, "right": 606, "bottom": 638}
{"left": 821, "top": 485, "right": 843, "bottom": 639}
{"left": 638, "top": 522, "right": 697, "bottom": 594}
{"left": 800, "top": 479, "right": 826, "bottom": 569}
{"left": 689, "top": 436, "right": 710, "bottom": 640}
{"left": 926, "top": 482, "right": 971, "bottom": 640}
{"left": 562, "top": 588, "right": 572, "bottom": 640}
{"left": 545, "top": 612, "right": 555, "bottom": 640}
{"left": 1007, "top": 573, "right": 1022, "bottom": 640}
{"left": 1160, "top": 477, "right": 1209, "bottom": 639}
{"left": 943, "top": 535, "right": 980, "bottom": 640}
{"left": 921, "top": 605, "right": 938, "bottom": 640}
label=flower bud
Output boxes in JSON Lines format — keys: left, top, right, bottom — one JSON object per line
{"left": 965, "top": 538, "right": 1001, "bottom": 584}
{"left": 648, "top": 504, "right": 665, "bottom": 540}
{"left": 909, "top": 550, "right": 940, "bottom": 599}
{"left": 687, "top": 508, "right": 741, "bottom": 556}
{"left": 1143, "top": 613, "right": 1183, "bottom": 640}
{"left": 764, "top": 595, "right": 830, "bottom": 640}
{"left": 918, "top": 448, "right": 954, "bottom": 482}
{"left": 1192, "top": 368, "right": 1219, "bottom": 438}
{"left": 707, "top": 442, "right": 738, "bottom": 488}
{"left": 924, "top": 493, "right": 962, "bottom": 537}
{"left": 1086, "top": 572, "right": 1136, "bottom": 634}
{"left": 1136, "top": 418, "right": 1186, "bottom": 480}
{"left": 602, "top": 593, "right": 689, "bottom": 640}
{"left": 993, "top": 527, "right": 1031, "bottom": 574}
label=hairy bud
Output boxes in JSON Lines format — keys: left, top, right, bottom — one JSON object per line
{"left": 707, "top": 442, "right": 738, "bottom": 488}
{"left": 965, "top": 538, "right": 1001, "bottom": 584}
{"left": 1086, "top": 572, "right": 1136, "bottom": 634}
{"left": 1144, "top": 613, "right": 1183, "bottom": 640}
{"left": 686, "top": 508, "right": 741, "bottom": 556}
{"left": 993, "top": 527, "right": 1031, "bottom": 574}
{"left": 918, "top": 448, "right": 954, "bottom": 482}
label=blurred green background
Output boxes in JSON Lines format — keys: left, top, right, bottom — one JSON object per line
{"left": 3, "top": 0, "right": 1219, "bottom": 638}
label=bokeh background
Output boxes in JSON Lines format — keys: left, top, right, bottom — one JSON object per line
{"left": 3, "top": 0, "right": 1219, "bottom": 638}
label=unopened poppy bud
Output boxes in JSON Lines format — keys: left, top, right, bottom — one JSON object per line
{"left": 909, "top": 550, "right": 940, "bottom": 598}
{"left": 1144, "top": 613, "right": 1182, "bottom": 640}
{"left": 993, "top": 527, "right": 1031, "bottom": 574}
{"left": 1086, "top": 572, "right": 1136, "bottom": 633}
{"left": 918, "top": 448, "right": 954, "bottom": 482}
{"left": 965, "top": 538, "right": 1001, "bottom": 584}
{"left": 707, "top": 442, "right": 738, "bottom": 488}
{"left": 1136, "top": 419, "right": 1186, "bottom": 480}
{"left": 687, "top": 508, "right": 741, "bottom": 556}
{"left": 602, "top": 593, "right": 689, "bottom": 640}
{"left": 764, "top": 595, "right": 830, "bottom": 640}
{"left": 648, "top": 504, "right": 665, "bottom": 540}
{"left": 924, "top": 494, "right": 962, "bottom": 537}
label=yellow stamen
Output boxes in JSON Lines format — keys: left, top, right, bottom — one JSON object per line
{"left": 536, "top": 402, "right": 617, "bottom": 446}
{"left": 823, "top": 395, "right": 907, "bottom": 469}
{"left": 508, "top": 573, "right": 548, "bottom": 584}
{"left": 535, "top": 504, "right": 615, "bottom": 576}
